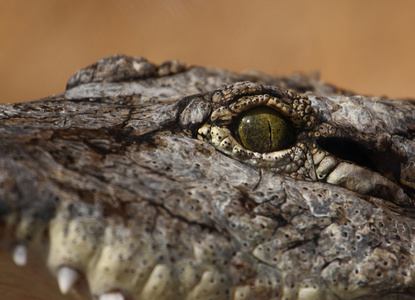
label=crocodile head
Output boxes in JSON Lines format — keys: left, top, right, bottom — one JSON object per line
{"left": 1, "top": 55, "right": 415, "bottom": 300}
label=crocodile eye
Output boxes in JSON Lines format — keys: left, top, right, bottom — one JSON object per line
{"left": 193, "top": 82, "right": 317, "bottom": 170}
{"left": 236, "top": 106, "right": 295, "bottom": 153}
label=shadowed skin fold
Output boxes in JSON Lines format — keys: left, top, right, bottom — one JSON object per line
{"left": 0, "top": 55, "right": 415, "bottom": 300}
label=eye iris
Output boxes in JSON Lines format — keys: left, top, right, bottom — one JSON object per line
{"left": 236, "top": 106, "right": 294, "bottom": 153}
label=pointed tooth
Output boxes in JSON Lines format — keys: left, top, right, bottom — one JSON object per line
{"left": 99, "top": 292, "right": 125, "bottom": 300}
{"left": 12, "top": 244, "right": 27, "bottom": 266}
{"left": 57, "top": 267, "right": 79, "bottom": 294}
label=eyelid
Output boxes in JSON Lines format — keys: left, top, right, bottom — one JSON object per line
{"left": 198, "top": 123, "right": 296, "bottom": 168}
{"left": 210, "top": 93, "right": 313, "bottom": 130}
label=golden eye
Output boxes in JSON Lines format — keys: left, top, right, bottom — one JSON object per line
{"left": 236, "top": 106, "right": 295, "bottom": 153}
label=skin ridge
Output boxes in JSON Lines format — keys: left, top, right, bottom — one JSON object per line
{"left": 0, "top": 55, "right": 414, "bottom": 300}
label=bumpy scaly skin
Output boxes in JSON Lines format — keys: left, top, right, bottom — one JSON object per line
{"left": 0, "top": 55, "right": 415, "bottom": 299}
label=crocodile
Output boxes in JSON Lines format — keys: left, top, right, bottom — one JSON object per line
{"left": 0, "top": 54, "right": 415, "bottom": 300}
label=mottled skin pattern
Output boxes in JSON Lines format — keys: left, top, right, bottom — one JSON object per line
{"left": 0, "top": 55, "right": 415, "bottom": 299}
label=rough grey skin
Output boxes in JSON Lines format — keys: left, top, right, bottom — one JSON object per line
{"left": 0, "top": 55, "right": 415, "bottom": 300}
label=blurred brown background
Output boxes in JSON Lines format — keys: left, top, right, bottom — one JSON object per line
{"left": 1, "top": 0, "right": 415, "bottom": 103}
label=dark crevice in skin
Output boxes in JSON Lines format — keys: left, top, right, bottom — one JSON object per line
{"left": 251, "top": 169, "right": 263, "bottom": 191}
{"left": 48, "top": 120, "right": 180, "bottom": 158}
{"left": 117, "top": 105, "right": 134, "bottom": 129}
{"left": 394, "top": 128, "right": 415, "bottom": 140}
{"left": 154, "top": 201, "right": 226, "bottom": 237}
{"left": 0, "top": 203, "right": 12, "bottom": 220}
{"left": 317, "top": 137, "right": 378, "bottom": 172}
{"left": 286, "top": 236, "right": 319, "bottom": 251}
{"left": 317, "top": 137, "right": 407, "bottom": 186}
{"left": 237, "top": 188, "right": 289, "bottom": 228}
{"left": 237, "top": 190, "right": 261, "bottom": 212}
{"left": 408, "top": 129, "right": 415, "bottom": 138}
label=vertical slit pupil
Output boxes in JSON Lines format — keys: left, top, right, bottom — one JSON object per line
{"left": 236, "top": 106, "right": 295, "bottom": 153}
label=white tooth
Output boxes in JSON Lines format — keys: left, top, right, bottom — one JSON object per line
{"left": 12, "top": 244, "right": 27, "bottom": 266}
{"left": 57, "top": 267, "right": 79, "bottom": 294}
{"left": 99, "top": 292, "right": 125, "bottom": 300}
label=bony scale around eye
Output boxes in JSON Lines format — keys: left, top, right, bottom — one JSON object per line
{"left": 236, "top": 106, "right": 295, "bottom": 153}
